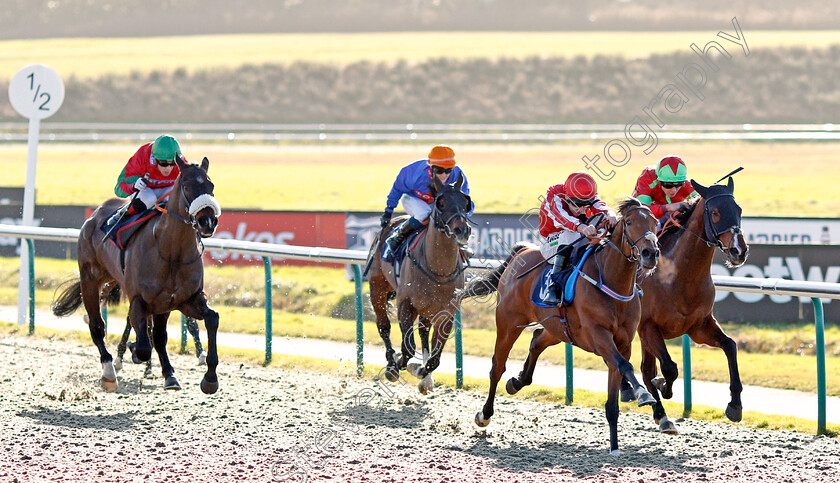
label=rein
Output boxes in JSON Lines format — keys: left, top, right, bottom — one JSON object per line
{"left": 151, "top": 183, "right": 205, "bottom": 266}
{"left": 659, "top": 195, "right": 742, "bottom": 255}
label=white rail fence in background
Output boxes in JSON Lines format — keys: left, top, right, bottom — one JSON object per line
{"left": 0, "top": 224, "right": 837, "bottom": 434}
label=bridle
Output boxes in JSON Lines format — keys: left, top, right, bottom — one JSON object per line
{"left": 407, "top": 190, "right": 472, "bottom": 284}
{"left": 431, "top": 191, "right": 471, "bottom": 239}
{"left": 702, "top": 193, "right": 743, "bottom": 255}
{"left": 603, "top": 205, "right": 658, "bottom": 263}
{"left": 152, "top": 174, "right": 221, "bottom": 265}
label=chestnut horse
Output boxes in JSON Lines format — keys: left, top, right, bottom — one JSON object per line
{"left": 367, "top": 173, "right": 471, "bottom": 393}
{"left": 506, "top": 178, "right": 748, "bottom": 434}
{"left": 461, "top": 198, "right": 660, "bottom": 454}
{"left": 52, "top": 157, "right": 221, "bottom": 394}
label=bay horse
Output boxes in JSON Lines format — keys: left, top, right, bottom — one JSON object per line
{"left": 505, "top": 177, "right": 748, "bottom": 435}
{"left": 51, "top": 157, "right": 221, "bottom": 394}
{"left": 367, "top": 173, "right": 471, "bottom": 393}
{"left": 460, "top": 198, "right": 660, "bottom": 454}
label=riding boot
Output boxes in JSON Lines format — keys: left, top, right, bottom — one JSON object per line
{"left": 542, "top": 254, "right": 568, "bottom": 306}
{"left": 382, "top": 218, "right": 421, "bottom": 262}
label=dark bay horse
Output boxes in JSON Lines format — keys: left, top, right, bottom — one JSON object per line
{"left": 461, "top": 199, "right": 660, "bottom": 454}
{"left": 506, "top": 178, "right": 748, "bottom": 435}
{"left": 367, "top": 173, "right": 471, "bottom": 393}
{"left": 52, "top": 157, "right": 221, "bottom": 394}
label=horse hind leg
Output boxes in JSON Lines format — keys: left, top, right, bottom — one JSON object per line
{"left": 114, "top": 316, "right": 133, "bottom": 372}
{"left": 477, "top": 313, "right": 526, "bottom": 427}
{"left": 128, "top": 297, "right": 153, "bottom": 362}
{"left": 394, "top": 299, "right": 419, "bottom": 372}
{"left": 79, "top": 273, "right": 117, "bottom": 392}
{"left": 186, "top": 317, "right": 207, "bottom": 365}
{"left": 370, "top": 278, "right": 399, "bottom": 380}
{"left": 506, "top": 327, "right": 560, "bottom": 395}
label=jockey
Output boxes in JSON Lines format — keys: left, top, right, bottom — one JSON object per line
{"left": 632, "top": 155, "right": 697, "bottom": 226}
{"left": 108, "top": 135, "right": 184, "bottom": 225}
{"left": 380, "top": 145, "right": 474, "bottom": 262}
{"left": 537, "top": 172, "right": 617, "bottom": 305}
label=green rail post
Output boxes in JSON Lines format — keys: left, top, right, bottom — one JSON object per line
{"left": 263, "top": 257, "right": 273, "bottom": 364}
{"left": 683, "top": 334, "right": 692, "bottom": 414}
{"left": 813, "top": 297, "right": 827, "bottom": 435}
{"left": 455, "top": 310, "right": 463, "bottom": 389}
{"left": 565, "top": 343, "right": 573, "bottom": 404}
{"left": 26, "top": 239, "right": 35, "bottom": 336}
{"left": 353, "top": 265, "right": 364, "bottom": 377}
{"left": 180, "top": 314, "right": 187, "bottom": 353}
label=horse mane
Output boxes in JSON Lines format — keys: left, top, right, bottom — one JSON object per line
{"left": 617, "top": 197, "right": 642, "bottom": 215}
{"left": 657, "top": 196, "right": 701, "bottom": 252}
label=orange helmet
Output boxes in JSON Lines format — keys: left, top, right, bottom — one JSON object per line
{"left": 564, "top": 172, "right": 598, "bottom": 206}
{"left": 428, "top": 145, "right": 456, "bottom": 168}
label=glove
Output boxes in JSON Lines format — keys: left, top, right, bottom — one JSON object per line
{"left": 380, "top": 210, "right": 392, "bottom": 228}
{"left": 577, "top": 224, "right": 597, "bottom": 238}
{"left": 133, "top": 177, "right": 148, "bottom": 192}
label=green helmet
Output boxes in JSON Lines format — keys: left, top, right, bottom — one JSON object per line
{"left": 151, "top": 135, "right": 181, "bottom": 162}
{"left": 656, "top": 155, "right": 687, "bottom": 183}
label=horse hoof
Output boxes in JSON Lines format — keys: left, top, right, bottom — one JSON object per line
{"left": 384, "top": 366, "right": 399, "bottom": 382}
{"left": 653, "top": 376, "right": 674, "bottom": 399}
{"left": 658, "top": 417, "right": 679, "bottom": 434}
{"left": 475, "top": 412, "right": 490, "bottom": 428}
{"left": 609, "top": 449, "right": 624, "bottom": 456}
{"left": 197, "top": 351, "right": 208, "bottom": 366}
{"left": 407, "top": 363, "right": 423, "bottom": 379}
{"left": 164, "top": 376, "right": 182, "bottom": 391}
{"left": 200, "top": 377, "right": 219, "bottom": 395}
{"left": 100, "top": 377, "right": 117, "bottom": 392}
{"left": 725, "top": 403, "right": 743, "bottom": 422}
{"left": 636, "top": 389, "right": 656, "bottom": 407}
{"left": 620, "top": 386, "right": 637, "bottom": 402}
{"left": 506, "top": 378, "right": 522, "bottom": 395}
{"left": 418, "top": 375, "right": 434, "bottom": 395}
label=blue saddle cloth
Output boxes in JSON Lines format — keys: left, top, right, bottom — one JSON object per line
{"left": 531, "top": 245, "right": 597, "bottom": 308}
{"left": 100, "top": 207, "right": 159, "bottom": 250}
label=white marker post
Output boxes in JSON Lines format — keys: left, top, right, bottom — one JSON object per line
{"left": 8, "top": 64, "right": 64, "bottom": 325}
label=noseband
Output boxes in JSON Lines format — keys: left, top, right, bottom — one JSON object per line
{"left": 431, "top": 195, "right": 470, "bottom": 239}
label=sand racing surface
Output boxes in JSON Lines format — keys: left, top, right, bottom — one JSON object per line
{"left": 0, "top": 334, "right": 838, "bottom": 482}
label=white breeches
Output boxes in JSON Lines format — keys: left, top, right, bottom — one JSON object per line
{"left": 539, "top": 230, "right": 581, "bottom": 260}
{"left": 400, "top": 194, "right": 432, "bottom": 222}
{"left": 137, "top": 187, "right": 172, "bottom": 209}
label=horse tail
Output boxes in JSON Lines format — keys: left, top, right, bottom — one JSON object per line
{"left": 458, "top": 242, "right": 530, "bottom": 300}
{"left": 51, "top": 278, "right": 83, "bottom": 317}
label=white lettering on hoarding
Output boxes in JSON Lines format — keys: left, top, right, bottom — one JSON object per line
{"left": 210, "top": 222, "right": 295, "bottom": 261}
{"left": 714, "top": 256, "right": 840, "bottom": 304}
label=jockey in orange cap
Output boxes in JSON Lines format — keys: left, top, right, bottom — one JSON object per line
{"left": 632, "top": 155, "right": 698, "bottom": 227}
{"left": 537, "top": 172, "right": 617, "bottom": 305}
{"left": 380, "top": 145, "right": 474, "bottom": 262}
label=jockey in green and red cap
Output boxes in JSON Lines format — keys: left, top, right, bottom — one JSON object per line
{"left": 632, "top": 155, "right": 697, "bottom": 224}
{"left": 110, "top": 135, "right": 186, "bottom": 224}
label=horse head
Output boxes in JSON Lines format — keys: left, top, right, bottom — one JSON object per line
{"left": 430, "top": 173, "right": 471, "bottom": 245}
{"left": 615, "top": 198, "right": 660, "bottom": 273}
{"left": 174, "top": 156, "right": 221, "bottom": 238}
{"left": 691, "top": 177, "right": 748, "bottom": 267}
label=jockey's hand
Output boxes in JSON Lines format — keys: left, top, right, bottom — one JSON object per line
{"left": 606, "top": 212, "right": 619, "bottom": 228}
{"left": 380, "top": 210, "right": 392, "bottom": 228}
{"left": 133, "top": 177, "right": 148, "bottom": 192}
{"left": 666, "top": 201, "right": 689, "bottom": 213}
{"left": 577, "top": 223, "right": 597, "bottom": 238}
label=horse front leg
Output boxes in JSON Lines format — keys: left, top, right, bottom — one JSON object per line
{"left": 80, "top": 272, "right": 117, "bottom": 392}
{"left": 606, "top": 367, "right": 623, "bottom": 455}
{"left": 152, "top": 312, "right": 180, "bottom": 390}
{"left": 638, "top": 319, "right": 679, "bottom": 399}
{"left": 640, "top": 347, "right": 677, "bottom": 434}
{"left": 689, "top": 314, "right": 742, "bottom": 422}
{"left": 179, "top": 291, "right": 220, "bottom": 395}
{"left": 506, "top": 327, "right": 561, "bottom": 395}
{"left": 590, "top": 327, "right": 655, "bottom": 408}
{"left": 409, "top": 315, "right": 445, "bottom": 395}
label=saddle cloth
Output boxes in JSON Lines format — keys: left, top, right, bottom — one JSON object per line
{"left": 100, "top": 206, "right": 160, "bottom": 251}
{"left": 531, "top": 244, "right": 597, "bottom": 308}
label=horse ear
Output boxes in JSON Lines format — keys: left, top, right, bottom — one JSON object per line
{"left": 454, "top": 172, "right": 464, "bottom": 191}
{"left": 175, "top": 154, "right": 187, "bottom": 170}
{"left": 432, "top": 172, "right": 444, "bottom": 193}
{"left": 690, "top": 179, "right": 708, "bottom": 198}
{"left": 200, "top": 157, "right": 210, "bottom": 172}
{"left": 726, "top": 175, "right": 734, "bottom": 193}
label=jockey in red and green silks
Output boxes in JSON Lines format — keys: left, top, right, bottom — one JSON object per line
{"left": 114, "top": 135, "right": 185, "bottom": 217}
{"left": 632, "top": 155, "right": 698, "bottom": 226}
